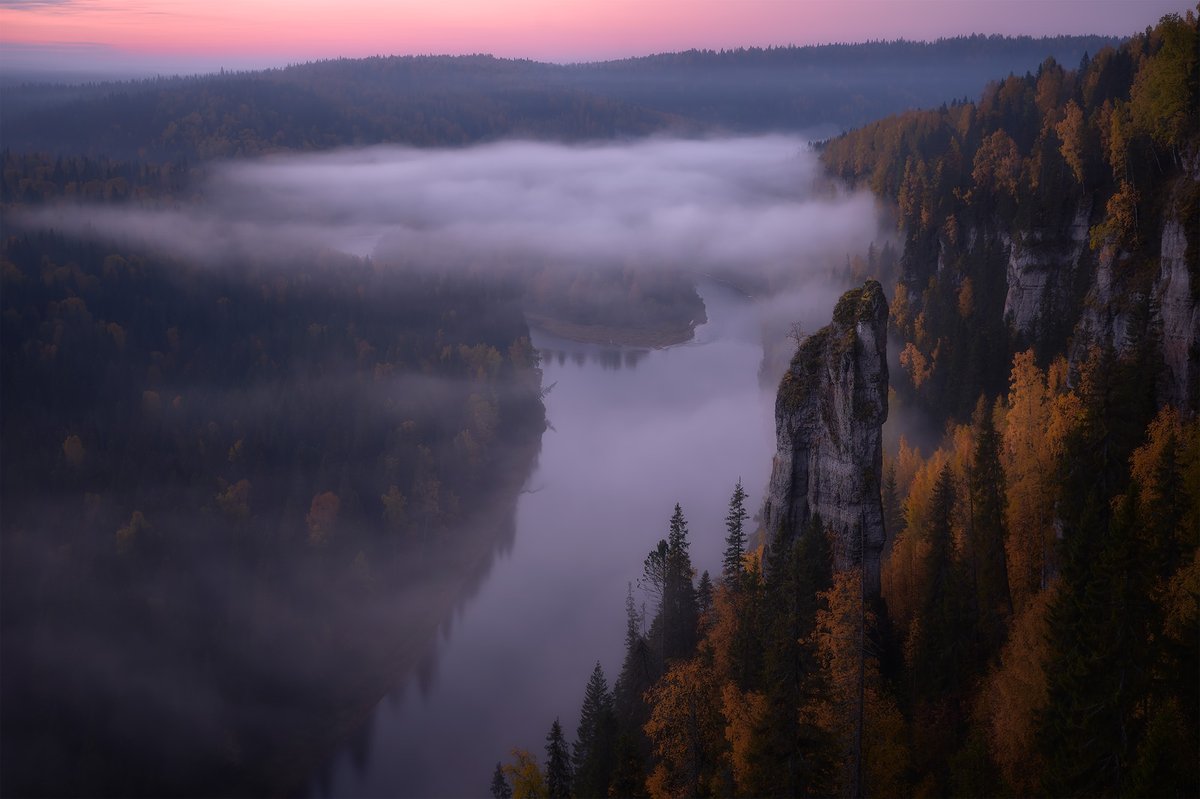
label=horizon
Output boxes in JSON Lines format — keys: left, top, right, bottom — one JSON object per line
{"left": 0, "top": 0, "right": 1192, "bottom": 80}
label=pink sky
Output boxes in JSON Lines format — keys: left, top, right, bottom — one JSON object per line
{"left": 0, "top": 0, "right": 1193, "bottom": 73}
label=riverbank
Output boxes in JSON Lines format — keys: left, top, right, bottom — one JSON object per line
{"left": 524, "top": 313, "right": 701, "bottom": 349}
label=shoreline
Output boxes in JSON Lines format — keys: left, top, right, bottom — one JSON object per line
{"left": 524, "top": 313, "right": 700, "bottom": 349}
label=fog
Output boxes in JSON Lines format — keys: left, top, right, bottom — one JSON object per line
{"left": 7, "top": 136, "right": 894, "bottom": 796}
{"left": 20, "top": 136, "right": 885, "bottom": 280}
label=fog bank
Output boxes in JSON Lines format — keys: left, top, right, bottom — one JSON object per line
{"left": 20, "top": 137, "right": 886, "bottom": 277}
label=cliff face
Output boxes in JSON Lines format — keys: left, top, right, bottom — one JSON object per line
{"left": 1001, "top": 199, "right": 1092, "bottom": 336}
{"left": 763, "top": 280, "right": 889, "bottom": 596}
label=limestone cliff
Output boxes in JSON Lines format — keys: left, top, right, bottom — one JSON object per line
{"left": 763, "top": 280, "right": 889, "bottom": 596}
{"left": 1001, "top": 199, "right": 1092, "bottom": 336}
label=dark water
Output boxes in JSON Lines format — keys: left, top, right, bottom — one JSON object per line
{"left": 321, "top": 282, "right": 776, "bottom": 797}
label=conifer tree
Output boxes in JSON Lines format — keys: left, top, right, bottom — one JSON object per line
{"left": 608, "top": 732, "right": 647, "bottom": 799}
{"left": 613, "top": 584, "right": 653, "bottom": 741}
{"left": 911, "top": 464, "right": 968, "bottom": 700}
{"left": 722, "top": 480, "right": 749, "bottom": 588}
{"left": 744, "top": 512, "right": 835, "bottom": 796}
{"left": 491, "top": 762, "right": 513, "bottom": 799}
{"left": 967, "top": 397, "right": 1012, "bottom": 659}
{"left": 544, "top": 719, "right": 572, "bottom": 799}
{"left": 696, "top": 570, "right": 714, "bottom": 629}
{"left": 572, "top": 663, "right": 617, "bottom": 799}
{"left": 662, "top": 503, "right": 699, "bottom": 664}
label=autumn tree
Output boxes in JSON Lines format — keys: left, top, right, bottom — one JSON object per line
{"left": 1129, "top": 11, "right": 1198, "bottom": 166}
{"left": 504, "top": 749, "right": 548, "bottom": 799}
{"left": 643, "top": 656, "right": 725, "bottom": 799}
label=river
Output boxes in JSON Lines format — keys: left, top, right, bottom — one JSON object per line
{"left": 319, "top": 281, "right": 778, "bottom": 797}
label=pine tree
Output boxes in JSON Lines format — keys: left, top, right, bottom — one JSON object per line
{"left": 911, "top": 464, "right": 968, "bottom": 700}
{"left": 545, "top": 719, "right": 572, "bottom": 799}
{"left": 744, "top": 512, "right": 835, "bottom": 796}
{"left": 967, "top": 397, "right": 1012, "bottom": 659}
{"left": 572, "top": 663, "right": 617, "bottom": 799}
{"left": 696, "top": 570, "right": 714, "bottom": 629}
{"left": 491, "top": 762, "right": 513, "bottom": 799}
{"left": 722, "top": 480, "right": 749, "bottom": 588}
{"left": 882, "top": 462, "right": 904, "bottom": 543}
{"left": 613, "top": 584, "right": 653, "bottom": 743}
{"left": 608, "top": 732, "right": 647, "bottom": 798}
{"left": 662, "top": 503, "right": 698, "bottom": 664}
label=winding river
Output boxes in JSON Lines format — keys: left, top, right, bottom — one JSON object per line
{"left": 320, "top": 281, "right": 777, "bottom": 797}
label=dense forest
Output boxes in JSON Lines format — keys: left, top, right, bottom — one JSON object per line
{"left": 495, "top": 12, "right": 1199, "bottom": 799}
{"left": 0, "top": 232, "right": 547, "bottom": 795}
{"left": 1, "top": 12, "right": 1194, "bottom": 799}
{"left": 1, "top": 36, "right": 1116, "bottom": 160}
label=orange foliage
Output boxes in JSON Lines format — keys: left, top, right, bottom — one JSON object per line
{"left": 814, "top": 570, "right": 910, "bottom": 796}
{"left": 999, "top": 351, "right": 1080, "bottom": 611}
{"left": 721, "top": 682, "right": 766, "bottom": 794}
{"left": 979, "top": 585, "right": 1056, "bottom": 795}
{"left": 643, "top": 656, "right": 725, "bottom": 799}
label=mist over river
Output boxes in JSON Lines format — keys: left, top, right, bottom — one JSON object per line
{"left": 318, "top": 281, "right": 779, "bottom": 797}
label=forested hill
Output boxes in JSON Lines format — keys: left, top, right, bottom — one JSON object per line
{"left": 493, "top": 14, "right": 1198, "bottom": 799}
{"left": 821, "top": 11, "right": 1198, "bottom": 421}
{"left": 1, "top": 35, "right": 1117, "bottom": 159}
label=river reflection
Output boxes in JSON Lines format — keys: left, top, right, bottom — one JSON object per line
{"left": 540, "top": 346, "right": 649, "bottom": 371}
{"left": 318, "top": 281, "right": 777, "bottom": 798}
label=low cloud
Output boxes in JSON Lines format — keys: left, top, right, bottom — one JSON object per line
{"left": 19, "top": 136, "right": 886, "bottom": 278}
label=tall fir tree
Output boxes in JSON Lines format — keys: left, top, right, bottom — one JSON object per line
{"left": 743, "top": 512, "right": 835, "bottom": 797}
{"left": 662, "top": 503, "right": 699, "bottom": 665}
{"left": 572, "top": 663, "right": 617, "bottom": 799}
{"left": 722, "top": 480, "right": 749, "bottom": 588}
{"left": 613, "top": 583, "right": 653, "bottom": 749}
{"left": 696, "top": 570, "right": 714, "bottom": 631}
{"left": 967, "top": 396, "right": 1012, "bottom": 660}
{"left": 490, "top": 762, "right": 513, "bottom": 799}
{"left": 545, "top": 718, "right": 573, "bottom": 799}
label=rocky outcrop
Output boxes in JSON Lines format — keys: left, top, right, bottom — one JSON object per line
{"left": 1002, "top": 199, "right": 1092, "bottom": 336}
{"left": 762, "top": 280, "right": 889, "bottom": 596}
{"left": 1153, "top": 215, "right": 1199, "bottom": 411}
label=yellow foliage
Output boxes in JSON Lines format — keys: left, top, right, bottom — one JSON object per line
{"left": 999, "top": 351, "right": 1080, "bottom": 612}
{"left": 979, "top": 585, "right": 1055, "bottom": 795}
{"left": 899, "top": 342, "right": 933, "bottom": 389}
{"left": 815, "top": 570, "right": 911, "bottom": 796}
{"left": 502, "top": 748, "right": 547, "bottom": 799}
{"left": 644, "top": 656, "right": 724, "bottom": 799}
{"left": 721, "top": 682, "right": 766, "bottom": 794}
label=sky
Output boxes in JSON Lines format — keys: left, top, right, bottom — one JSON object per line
{"left": 0, "top": 0, "right": 1194, "bottom": 76}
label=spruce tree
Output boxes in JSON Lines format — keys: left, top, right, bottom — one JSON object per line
{"left": 613, "top": 584, "right": 652, "bottom": 736}
{"left": 573, "top": 663, "right": 617, "bottom": 799}
{"left": 608, "top": 732, "right": 647, "bottom": 799}
{"left": 696, "top": 570, "right": 714, "bottom": 629}
{"left": 663, "top": 503, "right": 699, "bottom": 664}
{"left": 968, "top": 397, "right": 1012, "bottom": 659}
{"left": 722, "top": 480, "right": 749, "bottom": 588}
{"left": 545, "top": 718, "right": 573, "bottom": 799}
{"left": 744, "top": 512, "right": 835, "bottom": 796}
{"left": 912, "top": 464, "right": 968, "bottom": 700}
{"left": 490, "top": 762, "right": 512, "bottom": 799}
